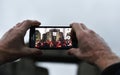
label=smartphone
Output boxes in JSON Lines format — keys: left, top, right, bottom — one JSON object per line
{"left": 29, "top": 26, "right": 77, "bottom": 50}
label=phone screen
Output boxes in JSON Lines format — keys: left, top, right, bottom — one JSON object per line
{"left": 32, "top": 26, "right": 72, "bottom": 49}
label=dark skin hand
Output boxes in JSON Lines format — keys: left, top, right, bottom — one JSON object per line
{"left": 68, "top": 23, "right": 120, "bottom": 70}
{"left": 0, "top": 20, "right": 42, "bottom": 65}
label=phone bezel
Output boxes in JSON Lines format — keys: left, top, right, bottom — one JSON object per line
{"left": 29, "top": 26, "right": 73, "bottom": 50}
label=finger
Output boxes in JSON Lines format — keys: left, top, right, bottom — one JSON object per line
{"left": 70, "top": 22, "right": 84, "bottom": 34}
{"left": 70, "top": 29, "right": 78, "bottom": 47}
{"left": 12, "top": 23, "right": 22, "bottom": 29}
{"left": 15, "top": 22, "right": 22, "bottom": 27}
{"left": 22, "top": 47, "right": 43, "bottom": 57}
{"left": 80, "top": 23, "right": 89, "bottom": 30}
{"left": 70, "top": 23, "right": 83, "bottom": 41}
{"left": 67, "top": 48, "right": 82, "bottom": 57}
{"left": 20, "top": 20, "right": 41, "bottom": 32}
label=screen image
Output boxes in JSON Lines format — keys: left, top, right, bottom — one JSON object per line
{"left": 35, "top": 27, "right": 72, "bottom": 49}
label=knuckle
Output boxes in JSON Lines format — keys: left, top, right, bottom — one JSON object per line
{"left": 9, "top": 28, "right": 14, "bottom": 32}
{"left": 16, "top": 22, "right": 21, "bottom": 26}
{"left": 24, "top": 19, "right": 31, "bottom": 22}
{"left": 23, "top": 20, "right": 31, "bottom": 24}
{"left": 71, "top": 22, "right": 84, "bottom": 26}
{"left": 88, "top": 29, "right": 95, "bottom": 34}
{"left": 7, "top": 28, "right": 15, "bottom": 34}
{"left": 79, "top": 23, "right": 85, "bottom": 27}
{"left": 71, "top": 22, "right": 79, "bottom": 25}
{"left": 79, "top": 23, "right": 84, "bottom": 25}
{"left": 16, "top": 22, "right": 21, "bottom": 24}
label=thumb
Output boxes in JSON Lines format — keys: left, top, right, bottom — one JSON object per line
{"left": 67, "top": 48, "right": 82, "bottom": 58}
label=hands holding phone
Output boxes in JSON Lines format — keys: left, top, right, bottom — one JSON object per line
{"left": 68, "top": 23, "right": 120, "bottom": 70}
{"left": 0, "top": 20, "right": 42, "bottom": 64}
{"left": 0, "top": 20, "right": 119, "bottom": 71}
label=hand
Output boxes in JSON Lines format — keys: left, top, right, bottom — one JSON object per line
{"left": 68, "top": 23, "right": 120, "bottom": 70}
{"left": 0, "top": 20, "right": 42, "bottom": 64}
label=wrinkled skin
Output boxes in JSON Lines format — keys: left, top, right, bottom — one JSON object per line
{"left": 68, "top": 23, "right": 120, "bottom": 70}
{"left": 0, "top": 20, "right": 42, "bottom": 64}
{"left": 0, "top": 20, "right": 119, "bottom": 70}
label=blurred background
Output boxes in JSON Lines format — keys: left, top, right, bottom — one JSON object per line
{"left": 0, "top": 0, "right": 120, "bottom": 75}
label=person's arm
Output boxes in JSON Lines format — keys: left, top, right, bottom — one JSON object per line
{"left": 0, "top": 20, "right": 42, "bottom": 65}
{"left": 67, "top": 23, "right": 120, "bottom": 71}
